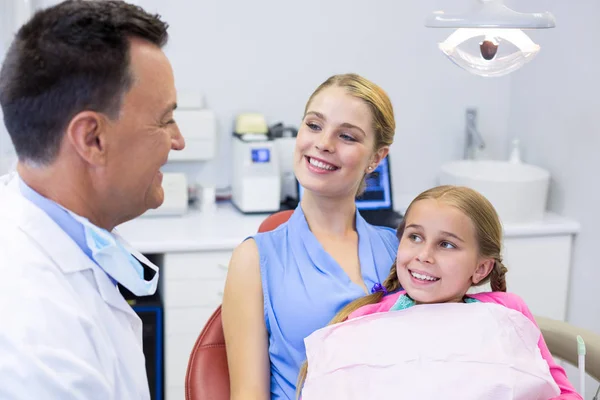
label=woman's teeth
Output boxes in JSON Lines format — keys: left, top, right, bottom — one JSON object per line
{"left": 309, "top": 157, "right": 337, "bottom": 171}
{"left": 410, "top": 271, "right": 439, "bottom": 282}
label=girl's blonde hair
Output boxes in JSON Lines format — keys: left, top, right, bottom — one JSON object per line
{"left": 296, "top": 185, "right": 508, "bottom": 397}
{"left": 304, "top": 73, "right": 395, "bottom": 193}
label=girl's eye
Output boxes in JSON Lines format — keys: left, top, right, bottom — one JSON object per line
{"left": 440, "top": 241, "right": 456, "bottom": 250}
{"left": 340, "top": 133, "right": 356, "bottom": 142}
{"left": 408, "top": 233, "right": 423, "bottom": 243}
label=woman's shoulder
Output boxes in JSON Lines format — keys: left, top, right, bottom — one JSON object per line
{"left": 372, "top": 224, "right": 398, "bottom": 237}
{"left": 229, "top": 237, "right": 260, "bottom": 271}
{"left": 366, "top": 223, "right": 399, "bottom": 247}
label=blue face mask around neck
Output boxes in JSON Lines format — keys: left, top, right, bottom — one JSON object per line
{"left": 68, "top": 211, "right": 160, "bottom": 297}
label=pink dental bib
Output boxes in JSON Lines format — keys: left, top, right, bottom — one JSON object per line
{"left": 302, "top": 302, "right": 560, "bottom": 400}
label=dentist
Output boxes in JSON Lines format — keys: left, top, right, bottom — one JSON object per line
{"left": 0, "top": 1, "right": 184, "bottom": 399}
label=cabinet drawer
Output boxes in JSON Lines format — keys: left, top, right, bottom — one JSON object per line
{"left": 166, "top": 332, "right": 200, "bottom": 387}
{"left": 503, "top": 235, "right": 572, "bottom": 320}
{"left": 163, "top": 279, "right": 225, "bottom": 308}
{"left": 164, "top": 251, "right": 232, "bottom": 281}
{"left": 165, "top": 306, "right": 217, "bottom": 335}
{"left": 166, "top": 386, "right": 185, "bottom": 400}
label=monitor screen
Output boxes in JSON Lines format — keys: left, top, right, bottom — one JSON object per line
{"left": 297, "top": 156, "right": 392, "bottom": 210}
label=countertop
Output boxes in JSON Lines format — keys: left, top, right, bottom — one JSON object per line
{"left": 116, "top": 202, "right": 581, "bottom": 254}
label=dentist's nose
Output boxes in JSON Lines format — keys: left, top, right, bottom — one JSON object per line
{"left": 171, "top": 124, "right": 185, "bottom": 151}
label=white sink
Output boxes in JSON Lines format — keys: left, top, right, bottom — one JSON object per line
{"left": 438, "top": 160, "right": 550, "bottom": 223}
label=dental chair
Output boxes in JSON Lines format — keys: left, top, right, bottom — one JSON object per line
{"left": 184, "top": 210, "right": 600, "bottom": 399}
{"left": 185, "top": 210, "right": 294, "bottom": 400}
{"left": 536, "top": 316, "right": 600, "bottom": 396}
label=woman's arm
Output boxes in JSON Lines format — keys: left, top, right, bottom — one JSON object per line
{"left": 222, "top": 239, "right": 271, "bottom": 400}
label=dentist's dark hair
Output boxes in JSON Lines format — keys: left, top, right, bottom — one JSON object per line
{"left": 0, "top": 0, "right": 169, "bottom": 165}
{"left": 296, "top": 185, "right": 507, "bottom": 398}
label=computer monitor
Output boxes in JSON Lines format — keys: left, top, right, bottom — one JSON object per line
{"left": 297, "top": 156, "right": 393, "bottom": 211}
{"left": 356, "top": 156, "right": 393, "bottom": 210}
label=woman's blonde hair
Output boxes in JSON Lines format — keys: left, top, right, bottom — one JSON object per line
{"left": 304, "top": 73, "right": 396, "bottom": 193}
{"left": 296, "top": 185, "right": 508, "bottom": 397}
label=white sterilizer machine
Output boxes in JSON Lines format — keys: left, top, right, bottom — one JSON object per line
{"left": 231, "top": 113, "right": 281, "bottom": 213}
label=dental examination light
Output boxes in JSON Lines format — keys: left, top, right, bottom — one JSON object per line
{"left": 425, "top": 0, "right": 555, "bottom": 77}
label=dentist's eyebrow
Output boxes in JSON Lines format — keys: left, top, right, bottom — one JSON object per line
{"left": 160, "top": 102, "right": 177, "bottom": 120}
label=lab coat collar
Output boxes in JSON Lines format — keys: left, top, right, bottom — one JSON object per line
{"left": 0, "top": 173, "right": 139, "bottom": 318}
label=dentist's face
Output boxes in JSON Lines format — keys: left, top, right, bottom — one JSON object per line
{"left": 104, "top": 38, "right": 185, "bottom": 221}
{"left": 395, "top": 199, "right": 492, "bottom": 304}
{"left": 294, "top": 86, "right": 376, "bottom": 199}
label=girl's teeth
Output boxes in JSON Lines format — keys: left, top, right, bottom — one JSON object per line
{"left": 309, "top": 157, "right": 336, "bottom": 170}
{"left": 410, "top": 271, "right": 439, "bottom": 282}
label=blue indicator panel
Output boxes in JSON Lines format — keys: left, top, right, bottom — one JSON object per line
{"left": 251, "top": 148, "right": 270, "bottom": 163}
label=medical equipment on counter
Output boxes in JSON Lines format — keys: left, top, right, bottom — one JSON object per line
{"left": 198, "top": 185, "right": 217, "bottom": 213}
{"left": 142, "top": 172, "right": 188, "bottom": 217}
{"left": 270, "top": 122, "right": 298, "bottom": 204}
{"left": 168, "top": 107, "right": 217, "bottom": 162}
{"left": 231, "top": 113, "right": 281, "bottom": 214}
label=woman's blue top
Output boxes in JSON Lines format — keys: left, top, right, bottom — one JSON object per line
{"left": 251, "top": 205, "right": 399, "bottom": 399}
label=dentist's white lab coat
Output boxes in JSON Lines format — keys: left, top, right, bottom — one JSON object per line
{"left": 0, "top": 173, "right": 150, "bottom": 400}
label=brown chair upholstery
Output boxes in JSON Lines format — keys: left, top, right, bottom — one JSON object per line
{"left": 185, "top": 306, "right": 229, "bottom": 400}
{"left": 257, "top": 209, "right": 294, "bottom": 233}
{"left": 185, "top": 210, "right": 294, "bottom": 400}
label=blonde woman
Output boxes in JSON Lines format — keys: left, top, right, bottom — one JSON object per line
{"left": 222, "top": 73, "right": 398, "bottom": 399}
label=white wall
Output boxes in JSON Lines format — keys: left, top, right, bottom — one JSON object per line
{"left": 506, "top": 0, "right": 600, "bottom": 397}
{"left": 0, "top": 0, "right": 513, "bottom": 199}
{"left": 0, "top": 0, "right": 24, "bottom": 173}
{"left": 138, "top": 0, "right": 512, "bottom": 205}
{"left": 508, "top": 0, "right": 599, "bottom": 332}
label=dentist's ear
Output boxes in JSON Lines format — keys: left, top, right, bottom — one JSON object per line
{"left": 472, "top": 258, "right": 495, "bottom": 285}
{"left": 65, "top": 110, "right": 108, "bottom": 166}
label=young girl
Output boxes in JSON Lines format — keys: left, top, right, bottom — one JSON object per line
{"left": 297, "top": 185, "right": 582, "bottom": 400}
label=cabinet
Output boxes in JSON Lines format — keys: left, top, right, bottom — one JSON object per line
{"left": 503, "top": 235, "right": 573, "bottom": 321}
{"left": 161, "top": 251, "right": 232, "bottom": 398}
